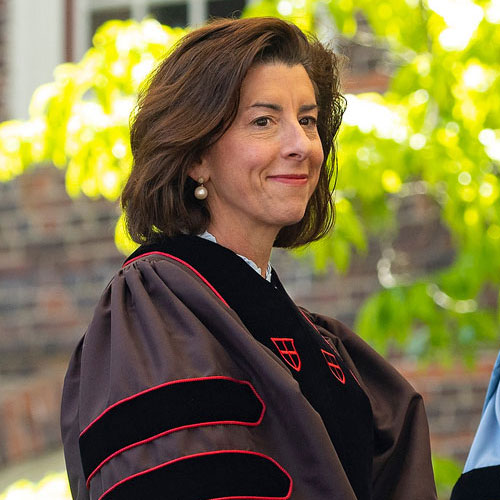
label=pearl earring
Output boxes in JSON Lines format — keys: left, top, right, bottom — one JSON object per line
{"left": 194, "top": 177, "right": 208, "bottom": 200}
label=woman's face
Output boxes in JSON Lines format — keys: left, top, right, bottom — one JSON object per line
{"left": 192, "top": 63, "right": 324, "bottom": 236}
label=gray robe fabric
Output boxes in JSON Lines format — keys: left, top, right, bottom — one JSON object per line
{"left": 61, "top": 253, "right": 437, "bottom": 500}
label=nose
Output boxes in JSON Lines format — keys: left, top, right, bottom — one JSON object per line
{"left": 281, "top": 121, "right": 313, "bottom": 161}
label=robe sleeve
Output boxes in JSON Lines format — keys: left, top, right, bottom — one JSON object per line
{"left": 60, "top": 257, "right": 294, "bottom": 500}
{"left": 308, "top": 312, "right": 437, "bottom": 500}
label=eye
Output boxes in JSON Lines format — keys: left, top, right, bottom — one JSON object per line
{"left": 299, "top": 116, "right": 318, "bottom": 127}
{"left": 253, "top": 117, "right": 272, "bottom": 127}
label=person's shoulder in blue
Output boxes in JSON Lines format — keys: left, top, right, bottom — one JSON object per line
{"left": 451, "top": 351, "right": 500, "bottom": 500}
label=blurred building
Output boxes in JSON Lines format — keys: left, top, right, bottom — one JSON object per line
{"left": 0, "top": 0, "right": 495, "bottom": 477}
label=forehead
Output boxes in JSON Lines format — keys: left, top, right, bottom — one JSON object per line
{"left": 239, "top": 63, "right": 317, "bottom": 105}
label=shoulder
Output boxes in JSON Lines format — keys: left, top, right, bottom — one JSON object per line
{"left": 302, "top": 309, "right": 424, "bottom": 405}
{"left": 303, "top": 310, "right": 437, "bottom": 499}
{"left": 301, "top": 311, "right": 391, "bottom": 370}
{"left": 102, "top": 251, "right": 230, "bottom": 310}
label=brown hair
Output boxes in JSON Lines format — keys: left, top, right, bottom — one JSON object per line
{"left": 122, "top": 16, "right": 345, "bottom": 247}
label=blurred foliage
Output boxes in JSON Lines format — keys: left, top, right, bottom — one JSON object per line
{"left": 0, "top": 1, "right": 499, "bottom": 361}
{"left": 432, "top": 455, "right": 462, "bottom": 499}
{"left": 0, "top": 19, "right": 186, "bottom": 194}
{"left": 0, "top": 473, "right": 70, "bottom": 500}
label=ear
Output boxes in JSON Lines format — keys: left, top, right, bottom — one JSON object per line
{"left": 188, "top": 156, "right": 209, "bottom": 183}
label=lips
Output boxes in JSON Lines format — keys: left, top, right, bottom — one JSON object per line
{"left": 267, "top": 174, "right": 309, "bottom": 185}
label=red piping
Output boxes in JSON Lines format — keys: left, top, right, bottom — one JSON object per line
{"left": 298, "top": 309, "right": 320, "bottom": 334}
{"left": 82, "top": 376, "right": 266, "bottom": 488}
{"left": 349, "top": 369, "right": 362, "bottom": 387}
{"left": 299, "top": 309, "right": 344, "bottom": 357}
{"left": 123, "top": 251, "right": 229, "bottom": 307}
{"left": 98, "top": 449, "right": 293, "bottom": 500}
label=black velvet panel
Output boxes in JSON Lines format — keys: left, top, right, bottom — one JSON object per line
{"left": 102, "top": 451, "right": 291, "bottom": 500}
{"left": 451, "top": 465, "right": 500, "bottom": 500}
{"left": 80, "top": 377, "right": 264, "bottom": 481}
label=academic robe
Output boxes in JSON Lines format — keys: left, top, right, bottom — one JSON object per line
{"left": 451, "top": 351, "right": 500, "bottom": 500}
{"left": 61, "top": 235, "right": 437, "bottom": 500}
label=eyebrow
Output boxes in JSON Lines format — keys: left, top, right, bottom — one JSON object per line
{"left": 248, "top": 102, "right": 319, "bottom": 113}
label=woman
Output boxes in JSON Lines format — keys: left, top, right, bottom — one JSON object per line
{"left": 61, "top": 17, "right": 437, "bottom": 500}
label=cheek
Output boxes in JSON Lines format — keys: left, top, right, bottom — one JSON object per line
{"left": 315, "top": 141, "right": 325, "bottom": 166}
{"left": 313, "top": 149, "right": 324, "bottom": 181}
{"left": 310, "top": 172, "right": 321, "bottom": 198}
{"left": 308, "top": 151, "right": 324, "bottom": 195}
{"left": 244, "top": 146, "right": 273, "bottom": 171}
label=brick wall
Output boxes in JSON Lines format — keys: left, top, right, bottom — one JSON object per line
{"left": 0, "top": 165, "right": 494, "bottom": 471}
{"left": 400, "top": 355, "right": 496, "bottom": 463}
{"left": 0, "top": 363, "right": 64, "bottom": 465}
{"left": 0, "top": 167, "right": 122, "bottom": 376}
{"left": 0, "top": 167, "right": 123, "bottom": 466}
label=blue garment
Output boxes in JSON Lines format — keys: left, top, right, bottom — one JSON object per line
{"left": 463, "top": 351, "right": 500, "bottom": 472}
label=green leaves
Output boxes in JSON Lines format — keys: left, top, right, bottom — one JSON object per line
{"left": 0, "top": 5, "right": 498, "bottom": 362}
{"left": 0, "top": 19, "right": 186, "bottom": 194}
{"left": 432, "top": 455, "right": 462, "bottom": 500}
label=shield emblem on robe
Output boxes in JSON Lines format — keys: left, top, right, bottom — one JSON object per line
{"left": 321, "top": 349, "right": 346, "bottom": 384}
{"left": 271, "top": 338, "right": 302, "bottom": 372}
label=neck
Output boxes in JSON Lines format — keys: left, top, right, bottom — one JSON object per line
{"left": 207, "top": 222, "right": 277, "bottom": 278}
